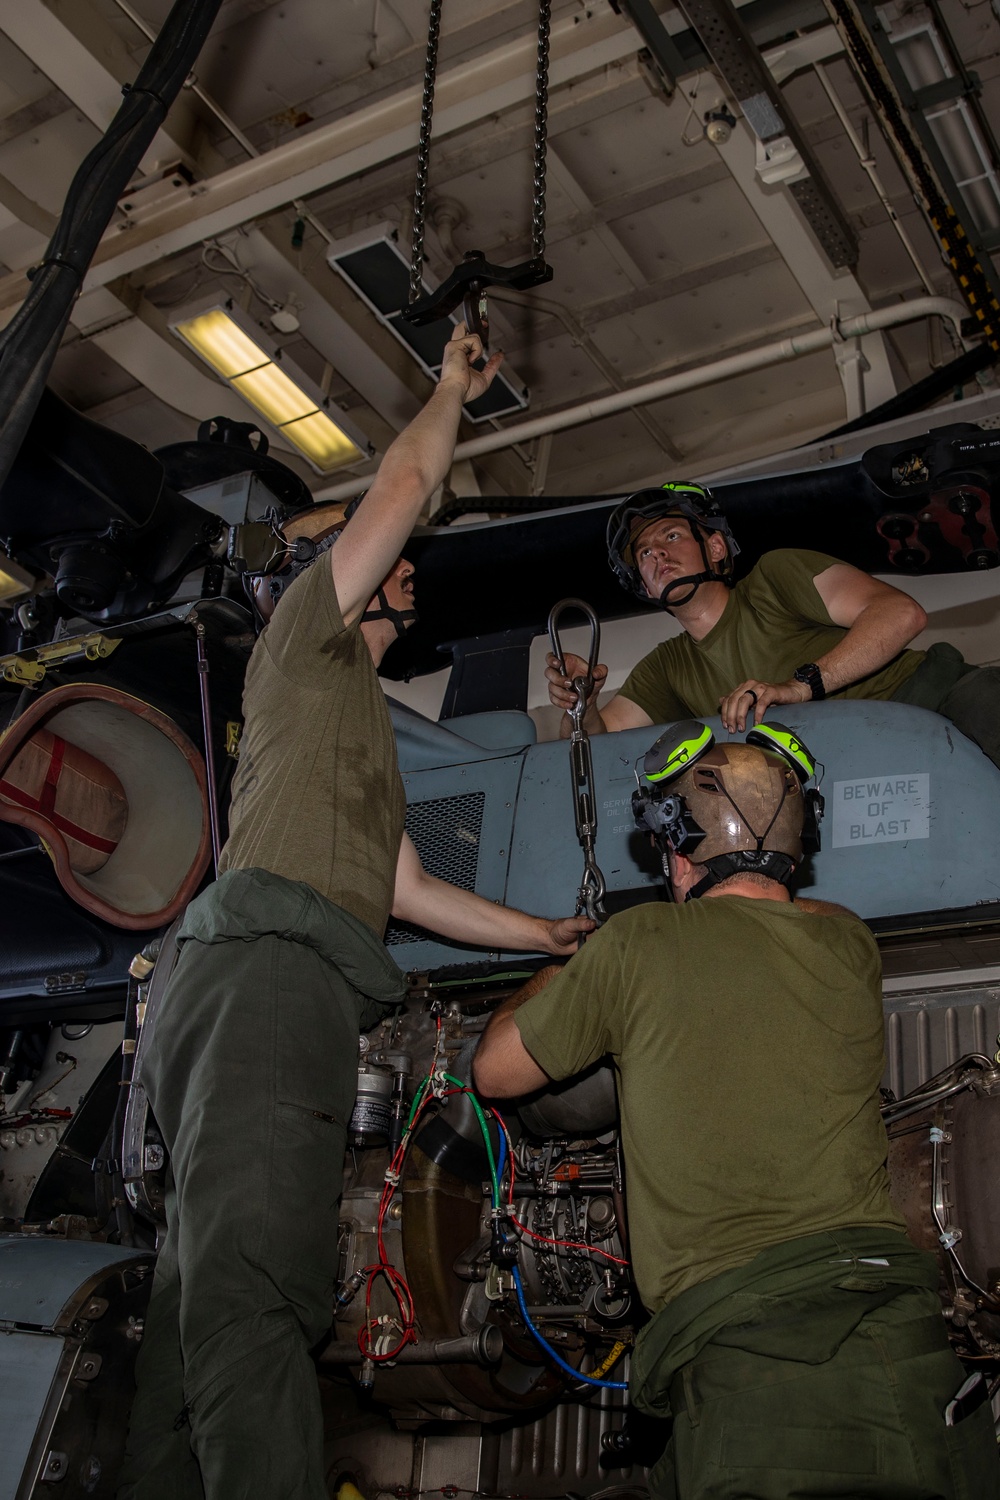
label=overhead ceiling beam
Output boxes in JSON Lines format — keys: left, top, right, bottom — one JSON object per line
{"left": 0, "top": 174, "right": 56, "bottom": 240}
{"left": 503, "top": 243, "right": 784, "bottom": 354}
{"left": 1, "top": 0, "right": 195, "bottom": 169}
{"left": 674, "top": 63, "right": 901, "bottom": 416}
{"left": 628, "top": 0, "right": 858, "bottom": 269}
{"left": 0, "top": 6, "right": 642, "bottom": 316}
{"left": 0, "top": 88, "right": 70, "bottom": 146}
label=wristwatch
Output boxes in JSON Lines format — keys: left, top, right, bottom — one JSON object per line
{"left": 793, "top": 662, "right": 826, "bottom": 701}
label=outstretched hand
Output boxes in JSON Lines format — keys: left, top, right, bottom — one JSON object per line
{"left": 541, "top": 914, "right": 597, "bottom": 955}
{"left": 718, "top": 676, "right": 811, "bottom": 733}
{"left": 438, "top": 321, "right": 504, "bottom": 405}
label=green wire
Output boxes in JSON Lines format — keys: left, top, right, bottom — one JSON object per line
{"left": 401, "top": 1069, "right": 500, "bottom": 1205}
{"left": 443, "top": 1071, "right": 499, "bottom": 1205}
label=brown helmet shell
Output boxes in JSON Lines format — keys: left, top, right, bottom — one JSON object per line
{"left": 252, "top": 501, "right": 347, "bottom": 621}
{"left": 673, "top": 742, "right": 805, "bottom": 864}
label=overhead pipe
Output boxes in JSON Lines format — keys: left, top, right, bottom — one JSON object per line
{"left": 812, "top": 63, "right": 941, "bottom": 305}
{"left": 313, "top": 296, "right": 969, "bottom": 502}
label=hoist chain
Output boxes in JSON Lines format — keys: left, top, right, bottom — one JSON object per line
{"left": 408, "top": 0, "right": 443, "bottom": 307}
{"left": 406, "top": 1, "right": 552, "bottom": 317}
{"left": 548, "top": 599, "right": 608, "bottom": 928}
{"left": 531, "top": 0, "right": 551, "bottom": 262}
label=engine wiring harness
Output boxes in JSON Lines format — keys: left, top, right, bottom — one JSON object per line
{"left": 337, "top": 1016, "right": 630, "bottom": 1391}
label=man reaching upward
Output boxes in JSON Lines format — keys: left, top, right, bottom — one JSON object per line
{"left": 121, "top": 326, "right": 591, "bottom": 1500}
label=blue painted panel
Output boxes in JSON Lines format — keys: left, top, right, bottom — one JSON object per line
{"left": 0, "top": 1332, "right": 63, "bottom": 1500}
{"left": 0, "top": 1237, "right": 140, "bottom": 1330}
{"left": 386, "top": 756, "right": 524, "bottom": 973}
{"left": 507, "top": 703, "right": 1000, "bottom": 922}
{"left": 387, "top": 701, "right": 1000, "bottom": 974}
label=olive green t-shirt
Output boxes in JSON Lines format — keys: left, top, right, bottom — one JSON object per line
{"left": 619, "top": 549, "right": 924, "bottom": 723}
{"left": 219, "top": 559, "right": 405, "bottom": 938}
{"left": 514, "top": 897, "right": 903, "bottom": 1314}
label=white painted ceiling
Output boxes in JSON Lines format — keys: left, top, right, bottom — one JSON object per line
{"left": 0, "top": 0, "right": 997, "bottom": 503}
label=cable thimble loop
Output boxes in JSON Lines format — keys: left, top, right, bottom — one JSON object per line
{"left": 547, "top": 598, "right": 607, "bottom": 926}
{"left": 548, "top": 597, "right": 601, "bottom": 732}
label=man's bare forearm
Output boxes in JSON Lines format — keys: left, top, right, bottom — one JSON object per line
{"left": 814, "top": 597, "right": 925, "bottom": 694}
{"left": 473, "top": 969, "right": 559, "bottom": 1096}
{"left": 490, "top": 965, "right": 562, "bottom": 1018}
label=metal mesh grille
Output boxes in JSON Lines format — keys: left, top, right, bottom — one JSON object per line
{"left": 385, "top": 792, "right": 486, "bottom": 947}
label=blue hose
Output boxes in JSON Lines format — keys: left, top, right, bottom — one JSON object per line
{"left": 511, "top": 1266, "right": 628, "bottom": 1390}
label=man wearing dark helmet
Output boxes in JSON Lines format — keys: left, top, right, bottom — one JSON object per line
{"left": 545, "top": 482, "right": 1000, "bottom": 769}
{"left": 474, "top": 721, "right": 998, "bottom": 1500}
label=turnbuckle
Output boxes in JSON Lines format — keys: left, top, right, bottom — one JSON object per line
{"left": 547, "top": 598, "right": 607, "bottom": 926}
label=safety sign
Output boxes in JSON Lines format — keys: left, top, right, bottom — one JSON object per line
{"left": 831, "top": 773, "right": 930, "bottom": 848}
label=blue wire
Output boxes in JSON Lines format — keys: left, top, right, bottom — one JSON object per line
{"left": 495, "top": 1118, "right": 507, "bottom": 1192}
{"left": 511, "top": 1266, "right": 629, "bottom": 1390}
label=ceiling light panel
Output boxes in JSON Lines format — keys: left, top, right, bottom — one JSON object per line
{"left": 169, "top": 299, "right": 372, "bottom": 474}
{"left": 327, "top": 225, "right": 530, "bottom": 423}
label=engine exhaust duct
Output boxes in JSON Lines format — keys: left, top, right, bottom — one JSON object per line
{"left": 321, "top": 1326, "right": 504, "bottom": 1367}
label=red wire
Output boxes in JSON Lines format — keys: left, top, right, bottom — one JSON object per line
{"left": 509, "top": 1213, "right": 630, "bottom": 1266}
{"left": 491, "top": 1108, "right": 629, "bottom": 1267}
{"left": 357, "top": 1080, "right": 479, "bottom": 1360}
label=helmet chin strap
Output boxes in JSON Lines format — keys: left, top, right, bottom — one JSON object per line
{"left": 654, "top": 526, "right": 727, "bottom": 612}
{"left": 361, "top": 585, "right": 418, "bottom": 639}
{"left": 657, "top": 570, "right": 718, "bottom": 611}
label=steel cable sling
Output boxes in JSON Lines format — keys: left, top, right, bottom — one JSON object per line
{"left": 403, "top": 0, "right": 554, "bottom": 348}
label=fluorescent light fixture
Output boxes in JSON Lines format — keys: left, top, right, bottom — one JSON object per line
{"left": 169, "top": 299, "right": 371, "bottom": 474}
{"left": 327, "top": 224, "right": 531, "bottom": 423}
{"left": 0, "top": 552, "right": 39, "bottom": 604}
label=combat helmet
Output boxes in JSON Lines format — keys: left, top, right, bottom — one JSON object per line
{"left": 632, "top": 720, "right": 823, "bottom": 899}
{"left": 607, "top": 481, "right": 739, "bottom": 609}
{"left": 248, "top": 501, "right": 347, "bottom": 621}
{"left": 248, "top": 494, "right": 416, "bottom": 636}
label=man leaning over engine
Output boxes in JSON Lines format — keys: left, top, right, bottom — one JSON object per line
{"left": 474, "top": 720, "right": 999, "bottom": 1500}
{"left": 119, "top": 326, "right": 593, "bottom": 1500}
{"left": 546, "top": 483, "right": 1000, "bottom": 769}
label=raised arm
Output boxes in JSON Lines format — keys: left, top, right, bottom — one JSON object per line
{"left": 720, "top": 563, "right": 927, "bottom": 732}
{"left": 391, "top": 832, "right": 593, "bottom": 955}
{"left": 331, "top": 325, "right": 503, "bottom": 624}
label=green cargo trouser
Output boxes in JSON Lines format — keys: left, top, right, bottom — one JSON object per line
{"left": 657, "top": 1289, "right": 998, "bottom": 1499}
{"left": 117, "top": 870, "right": 403, "bottom": 1500}
{"left": 893, "top": 642, "right": 1000, "bottom": 771}
{"left": 632, "top": 1229, "right": 999, "bottom": 1500}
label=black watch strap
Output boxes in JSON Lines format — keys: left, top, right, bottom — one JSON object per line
{"left": 793, "top": 662, "right": 826, "bottom": 701}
